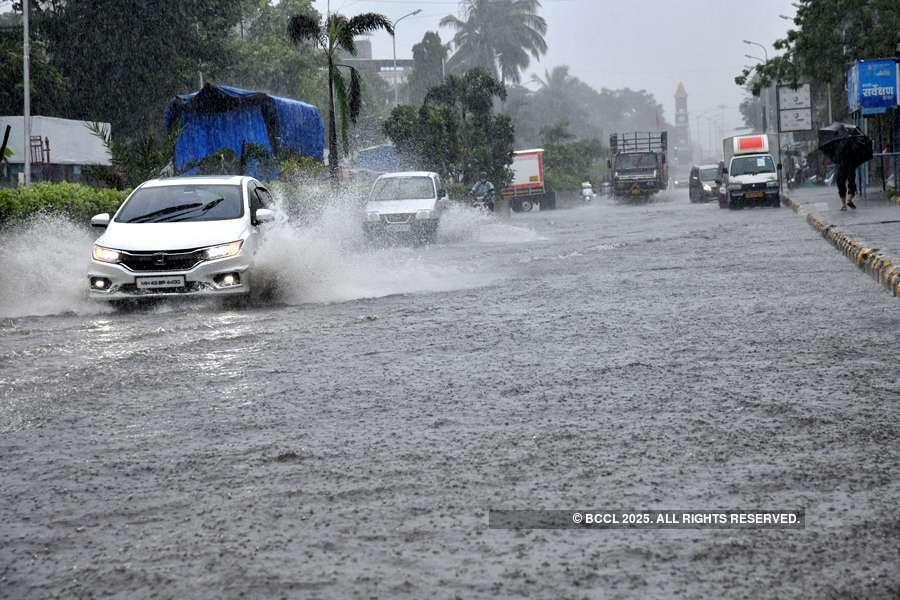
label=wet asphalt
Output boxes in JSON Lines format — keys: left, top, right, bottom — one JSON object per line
{"left": 1, "top": 188, "right": 898, "bottom": 599}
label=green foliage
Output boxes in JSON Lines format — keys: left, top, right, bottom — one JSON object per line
{"left": 447, "top": 183, "right": 469, "bottom": 201}
{"left": 542, "top": 139, "right": 607, "bottom": 192}
{"left": 0, "top": 182, "right": 130, "bottom": 224}
{"left": 289, "top": 10, "right": 394, "bottom": 185}
{"left": 33, "top": 0, "right": 245, "bottom": 142}
{"left": 226, "top": 1, "right": 325, "bottom": 107}
{"left": 408, "top": 32, "right": 449, "bottom": 107}
{"left": 440, "top": 0, "right": 547, "bottom": 84}
{"left": 85, "top": 122, "right": 178, "bottom": 189}
{"left": 734, "top": 0, "right": 900, "bottom": 110}
{"left": 384, "top": 68, "right": 514, "bottom": 187}
{"left": 278, "top": 155, "right": 325, "bottom": 184}
{"left": 0, "top": 29, "right": 67, "bottom": 117}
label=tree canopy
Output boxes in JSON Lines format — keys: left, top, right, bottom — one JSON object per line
{"left": 384, "top": 68, "right": 513, "bottom": 187}
{"left": 440, "top": 0, "right": 547, "bottom": 84}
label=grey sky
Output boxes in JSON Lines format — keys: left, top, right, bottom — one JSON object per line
{"left": 312, "top": 0, "right": 797, "bottom": 154}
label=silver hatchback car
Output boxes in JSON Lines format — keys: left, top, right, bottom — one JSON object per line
{"left": 363, "top": 171, "right": 450, "bottom": 244}
{"left": 87, "top": 175, "right": 274, "bottom": 300}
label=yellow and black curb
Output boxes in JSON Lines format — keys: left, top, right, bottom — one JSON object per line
{"left": 782, "top": 194, "right": 900, "bottom": 297}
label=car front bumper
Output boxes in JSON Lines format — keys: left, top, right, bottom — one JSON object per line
{"left": 87, "top": 253, "right": 252, "bottom": 300}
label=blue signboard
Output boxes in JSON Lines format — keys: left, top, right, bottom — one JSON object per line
{"left": 847, "top": 59, "right": 900, "bottom": 114}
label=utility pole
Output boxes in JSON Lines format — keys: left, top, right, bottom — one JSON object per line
{"left": 23, "top": 0, "right": 31, "bottom": 185}
{"left": 391, "top": 9, "right": 421, "bottom": 106}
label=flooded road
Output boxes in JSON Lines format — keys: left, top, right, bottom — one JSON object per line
{"left": 2, "top": 190, "right": 898, "bottom": 598}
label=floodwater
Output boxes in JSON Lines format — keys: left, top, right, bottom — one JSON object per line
{"left": 1, "top": 189, "right": 898, "bottom": 598}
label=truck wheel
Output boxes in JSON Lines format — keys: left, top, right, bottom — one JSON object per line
{"left": 519, "top": 199, "right": 534, "bottom": 212}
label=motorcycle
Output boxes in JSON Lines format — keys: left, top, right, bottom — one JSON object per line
{"left": 470, "top": 187, "right": 495, "bottom": 212}
{"left": 581, "top": 183, "right": 595, "bottom": 202}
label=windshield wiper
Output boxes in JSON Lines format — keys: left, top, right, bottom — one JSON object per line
{"left": 126, "top": 202, "right": 203, "bottom": 223}
{"left": 157, "top": 198, "right": 226, "bottom": 222}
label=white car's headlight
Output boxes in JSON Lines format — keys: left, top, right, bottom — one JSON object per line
{"left": 365, "top": 211, "right": 381, "bottom": 222}
{"left": 203, "top": 240, "right": 243, "bottom": 260}
{"left": 416, "top": 209, "right": 436, "bottom": 220}
{"left": 92, "top": 245, "right": 121, "bottom": 263}
{"left": 703, "top": 184, "right": 712, "bottom": 192}
{"left": 766, "top": 181, "right": 779, "bottom": 188}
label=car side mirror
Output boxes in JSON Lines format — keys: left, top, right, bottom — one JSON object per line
{"left": 439, "top": 188, "right": 447, "bottom": 198}
{"left": 91, "top": 213, "right": 110, "bottom": 228}
{"left": 255, "top": 208, "right": 275, "bottom": 224}
{"left": 777, "top": 163, "right": 783, "bottom": 170}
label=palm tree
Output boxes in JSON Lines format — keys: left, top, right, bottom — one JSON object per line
{"left": 289, "top": 11, "right": 393, "bottom": 185}
{"left": 440, "top": 0, "right": 547, "bottom": 85}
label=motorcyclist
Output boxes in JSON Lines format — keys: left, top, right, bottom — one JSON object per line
{"left": 470, "top": 171, "right": 495, "bottom": 199}
{"left": 581, "top": 176, "right": 594, "bottom": 200}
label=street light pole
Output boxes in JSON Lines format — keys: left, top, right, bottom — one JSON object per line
{"left": 392, "top": 9, "right": 421, "bottom": 106}
{"left": 23, "top": 0, "right": 31, "bottom": 185}
{"left": 745, "top": 54, "right": 767, "bottom": 133}
{"left": 744, "top": 40, "right": 769, "bottom": 134}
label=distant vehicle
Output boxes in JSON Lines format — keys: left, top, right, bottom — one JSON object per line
{"left": 88, "top": 175, "right": 275, "bottom": 301}
{"left": 500, "top": 149, "right": 554, "bottom": 212}
{"left": 363, "top": 171, "right": 449, "bottom": 244}
{"left": 720, "top": 134, "right": 781, "bottom": 209}
{"left": 671, "top": 167, "right": 691, "bottom": 188}
{"left": 608, "top": 131, "right": 668, "bottom": 200}
{"left": 688, "top": 163, "right": 723, "bottom": 202}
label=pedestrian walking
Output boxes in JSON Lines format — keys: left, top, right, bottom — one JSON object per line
{"left": 835, "top": 153, "right": 857, "bottom": 211}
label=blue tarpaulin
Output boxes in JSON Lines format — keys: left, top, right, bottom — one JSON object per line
{"left": 164, "top": 84, "right": 324, "bottom": 177}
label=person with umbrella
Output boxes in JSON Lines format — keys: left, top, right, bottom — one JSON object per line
{"left": 818, "top": 122, "right": 873, "bottom": 211}
{"left": 835, "top": 151, "right": 857, "bottom": 211}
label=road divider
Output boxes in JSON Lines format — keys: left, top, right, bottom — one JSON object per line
{"left": 783, "top": 194, "right": 900, "bottom": 297}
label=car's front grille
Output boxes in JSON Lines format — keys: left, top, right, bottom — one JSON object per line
{"left": 119, "top": 249, "right": 204, "bottom": 272}
{"left": 382, "top": 213, "right": 414, "bottom": 224}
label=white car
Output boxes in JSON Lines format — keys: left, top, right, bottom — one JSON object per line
{"left": 87, "top": 175, "right": 274, "bottom": 300}
{"left": 363, "top": 171, "right": 450, "bottom": 244}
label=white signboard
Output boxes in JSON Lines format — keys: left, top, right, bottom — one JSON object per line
{"left": 779, "top": 83, "right": 811, "bottom": 109}
{"left": 779, "top": 108, "right": 812, "bottom": 132}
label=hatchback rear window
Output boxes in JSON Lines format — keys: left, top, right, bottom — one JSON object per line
{"left": 116, "top": 184, "right": 244, "bottom": 223}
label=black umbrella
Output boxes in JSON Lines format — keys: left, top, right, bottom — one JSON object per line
{"left": 818, "top": 122, "right": 873, "bottom": 168}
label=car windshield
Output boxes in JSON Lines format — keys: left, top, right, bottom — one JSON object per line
{"left": 116, "top": 184, "right": 244, "bottom": 223}
{"left": 616, "top": 153, "right": 657, "bottom": 170}
{"left": 730, "top": 156, "right": 775, "bottom": 177}
{"left": 700, "top": 167, "right": 719, "bottom": 181}
{"left": 370, "top": 176, "right": 435, "bottom": 201}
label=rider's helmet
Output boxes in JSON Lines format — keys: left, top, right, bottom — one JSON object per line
{"left": 479, "top": 171, "right": 488, "bottom": 181}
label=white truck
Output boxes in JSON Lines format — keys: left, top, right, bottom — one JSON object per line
{"left": 720, "top": 134, "right": 781, "bottom": 209}
{"left": 500, "top": 149, "right": 554, "bottom": 211}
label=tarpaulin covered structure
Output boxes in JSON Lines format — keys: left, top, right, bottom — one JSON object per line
{"left": 164, "top": 84, "right": 324, "bottom": 177}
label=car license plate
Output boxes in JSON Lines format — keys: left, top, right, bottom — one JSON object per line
{"left": 386, "top": 223, "right": 411, "bottom": 232}
{"left": 136, "top": 275, "right": 185, "bottom": 289}
{"left": 746, "top": 192, "right": 764, "bottom": 198}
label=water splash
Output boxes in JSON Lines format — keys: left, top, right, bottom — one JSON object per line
{"left": 251, "top": 185, "right": 498, "bottom": 304}
{"left": 0, "top": 185, "right": 540, "bottom": 317}
{"left": 0, "top": 213, "right": 110, "bottom": 318}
